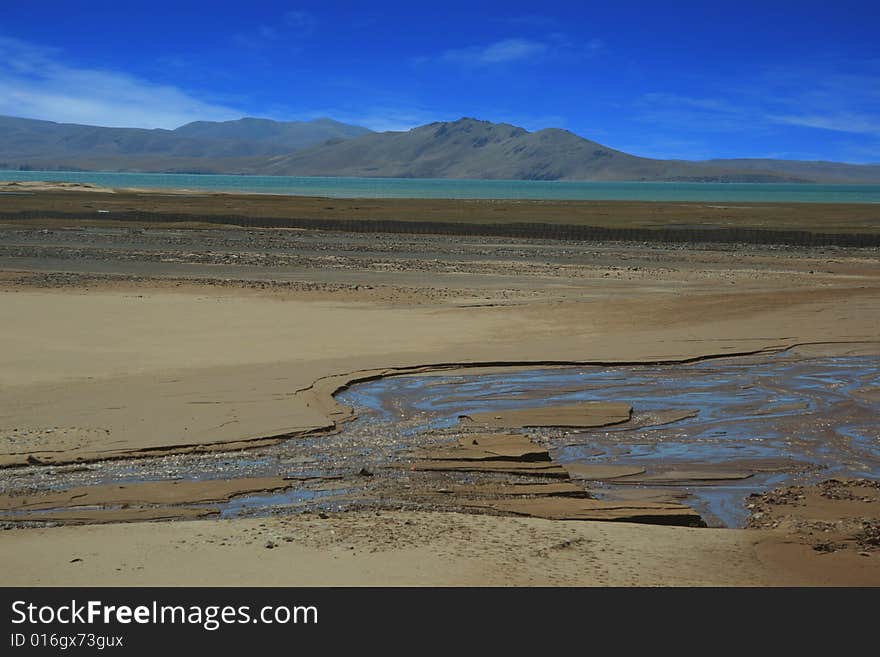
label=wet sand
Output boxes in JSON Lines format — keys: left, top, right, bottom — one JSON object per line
{"left": 0, "top": 190, "right": 878, "bottom": 585}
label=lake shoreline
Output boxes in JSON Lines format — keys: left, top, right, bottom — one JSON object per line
{"left": 3, "top": 171, "right": 880, "bottom": 202}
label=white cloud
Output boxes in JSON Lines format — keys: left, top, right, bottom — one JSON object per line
{"left": 440, "top": 38, "right": 549, "bottom": 66}
{"left": 0, "top": 37, "right": 243, "bottom": 128}
{"left": 769, "top": 112, "right": 880, "bottom": 136}
{"left": 628, "top": 67, "right": 880, "bottom": 162}
{"left": 632, "top": 92, "right": 756, "bottom": 134}
{"left": 421, "top": 33, "right": 603, "bottom": 68}
{"left": 638, "top": 92, "right": 740, "bottom": 114}
{"left": 634, "top": 64, "right": 880, "bottom": 141}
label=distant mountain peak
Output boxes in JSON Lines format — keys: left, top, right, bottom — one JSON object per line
{"left": 308, "top": 117, "right": 357, "bottom": 127}
{"left": 175, "top": 115, "right": 370, "bottom": 130}
{"left": 171, "top": 116, "right": 372, "bottom": 149}
{"left": 418, "top": 117, "right": 529, "bottom": 141}
{"left": 453, "top": 116, "right": 492, "bottom": 125}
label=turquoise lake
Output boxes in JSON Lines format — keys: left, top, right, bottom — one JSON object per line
{"left": 2, "top": 169, "right": 880, "bottom": 203}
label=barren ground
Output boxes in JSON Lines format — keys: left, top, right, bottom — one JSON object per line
{"left": 0, "top": 189, "right": 878, "bottom": 586}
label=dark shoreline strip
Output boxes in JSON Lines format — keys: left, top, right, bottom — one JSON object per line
{"left": 2, "top": 210, "right": 879, "bottom": 247}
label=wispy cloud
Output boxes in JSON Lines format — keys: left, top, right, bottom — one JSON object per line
{"left": 756, "top": 65, "right": 880, "bottom": 138}
{"left": 439, "top": 38, "right": 550, "bottom": 66}
{"left": 0, "top": 37, "right": 243, "bottom": 128}
{"left": 770, "top": 112, "right": 880, "bottom": 136}
{"left": 629, "top": 64, "right": 880, "bottom": 162}
{"left": 636, "top": 68, "right": 880, "bottom": 135}
{"left": 633, "top": 92, "right": 757, "bottom": 133}
{"left": 640, "top": 92, "right": 737, "bottom": 114}
{"left": 418, "top": 33, "right": 603, "bottom": 68}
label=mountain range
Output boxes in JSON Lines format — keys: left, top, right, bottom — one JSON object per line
{"left": 1, "top": 114, "right": 878, "bottom": 183}
{"left": 0, "top": 115, "right": 370, "bottom": 174}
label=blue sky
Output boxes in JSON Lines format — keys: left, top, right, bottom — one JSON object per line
{"left": 1, "top": 1, "right": 878, "bottom": 162}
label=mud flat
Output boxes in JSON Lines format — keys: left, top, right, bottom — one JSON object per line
{"left": 0, "top": 476, "right": 297, "bottom": 524}
{"left": 0, "top": 191, "right": 878, "bottom": 585}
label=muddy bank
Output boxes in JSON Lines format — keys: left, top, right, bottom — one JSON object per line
{"left": 748, "top": 478, "right": 880, "bottom": 554}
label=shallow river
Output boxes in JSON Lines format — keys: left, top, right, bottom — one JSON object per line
{"left": 6, "top": 351, "right": 879, "bottom": 528}
{"left": 337, "top": 352, "right": 879, "bottom": 526}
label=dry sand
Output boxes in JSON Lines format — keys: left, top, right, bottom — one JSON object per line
{"left": 2, "top": 277, "right": 876, "bottom": 469}
{"left": 4, "top": 509, "right": 875, "bottom": 587}
{"left": 1, "top": 195, "right": 878, "bottom": 586}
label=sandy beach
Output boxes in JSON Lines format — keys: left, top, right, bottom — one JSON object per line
{"left": 1, "top": 188, "right": 878, "bottom": 585}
